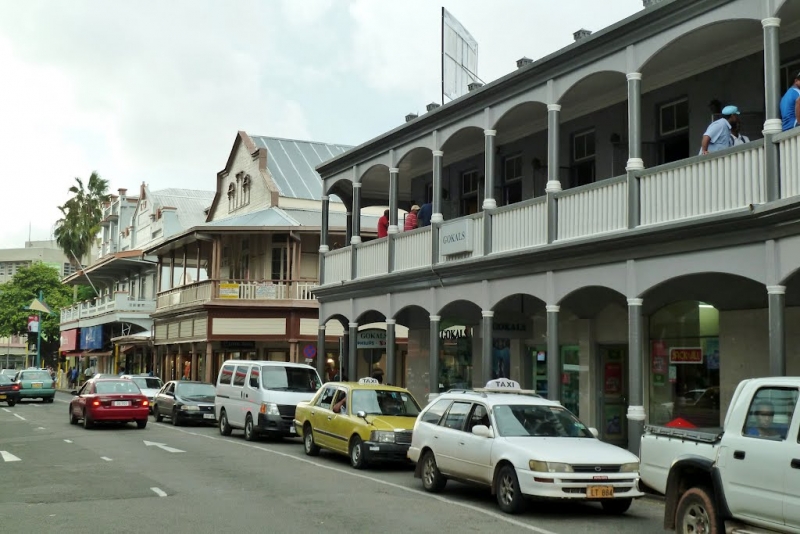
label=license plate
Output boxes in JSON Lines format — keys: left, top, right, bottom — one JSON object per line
{"left": 32, "top": 383, "right": 42, "bottom": 388}
{"left": 113, "top": 400, "right": 131, "bottom": 407}
{"left": 0, "top": 395, "right": 5, "bottom": 400}
{"left": 586, "top": 486, "right": 614, "bottom": 498}
{"left": 289, "top": 426, "right": 296, "bottom": 434}
{"left": 203, "top": 413, "right": 215, "bottom": 420}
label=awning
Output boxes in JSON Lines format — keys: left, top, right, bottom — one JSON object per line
{"left": 111, "top": 331, "right": 153, "bottom": 345}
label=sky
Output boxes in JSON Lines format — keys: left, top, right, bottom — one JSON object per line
{"left": 0, "top": 0, "right": 644, "bottom": 250}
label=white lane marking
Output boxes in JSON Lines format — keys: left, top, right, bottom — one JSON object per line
{"left": 150, "top": 487, "right": 167, "bottom": 497}
{"left": 143, "top": 440, "right": 184, "bottom": 453}
{"left": 100, "top": 457, "right": 112, "bottom": 462}
{"left": 36, "top": 427, "right": 45, "bottom": 430}
{"left": 63, "top": 440, "right": 72, "bottom": 444}
{"left": 30, "top": 403, "right": 39, "bottom": 407}
{"left": 0, "top": 451, "right": 21, "bottom": 462}
{"left": 55, "top": 399, "right": 69, "bottom": 404}
{"left": 164, "top": 427, "right": 559, "bottom": 534}
{"left": 13, "top": 413, "right": 25, "bottom": 421}
{"left": 2, "top": 408, "right": 10, "bottom": 413}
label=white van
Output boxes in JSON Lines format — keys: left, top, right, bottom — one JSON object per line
{"left": 215, "top": 360, "right": 321, "bottom": 441}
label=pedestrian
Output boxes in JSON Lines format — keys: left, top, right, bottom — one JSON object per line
{"left": 418, "top": 202, "right": 433, "bottom": 227}
{"left": 699, "top": 105, "right": 740, "bottom": 155}
{"left": 404, "top": 205, "right": 420, "bottom": 231}
{"left": 731, "top": 122, "right": 750, "bottom": 146}
{"left": 780, "top": 71, "right": 800, "bottom": 131}
{"left": 377, "top": 209, "right": 389, "bottom": 238}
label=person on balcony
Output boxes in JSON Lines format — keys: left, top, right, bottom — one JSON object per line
{"left": 731, "top": 122, "right": 750, "bottom": 146}
{"left": 377, "top": 209, "right": 389, "bottom": 238}
{"left": 699, "top": 105, "right": 740, "bottom": 155}
{"left": 418, "top": 202, "right": 433, "bottom": 227}
{"left": 780, "top": 72, "right": 800, "bottom": 132}
{"left": 404, "top": 205, "right": 420, "bottom": 231}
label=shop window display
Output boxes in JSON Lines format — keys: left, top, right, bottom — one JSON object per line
{"left": 649, "top": 301, "right": 720, "bottom": 428}
{"left": 438, "top": 326, "right": 472, "bottom": 391}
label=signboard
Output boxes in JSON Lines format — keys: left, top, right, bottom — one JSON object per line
{"left": 604, "top": 362, "right": 623, "bottom": 395}
{"left": 221, "top": 340, "right": 255, "bottom": 351}
{"left": 439, "top": 219, "right": 473, "bottom": 256}
{"left": 80, "top": 325, "right": 104, "bottom": 350}
{"left": 442, "top": 8, "right": 479, "bottom": 101}
{"left": 219, "top": 283, "right": 240, "bottom": 299}
{"left": 60, "top": 329, "right": 78, "bottom": 352}
{"left": 255, "top": 283, "right": 277, "bottom": 299}
{"left": 669, "top": 347, "right": 703, "bottom": 364}
{"left": 357, "top": 329, "right": 387, "bottom": 349}
{"left": 27, "top": 315, "right": 39, "bottom": 334}
{"left": 440, "top": 325, "right": 470, "bottom": 340}
{"left": 303, "top": 344, "right": 316, "bottom": 360}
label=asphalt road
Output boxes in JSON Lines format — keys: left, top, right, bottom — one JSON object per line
{"left": 0, "top": 393, "right": 667, "bottom": 534}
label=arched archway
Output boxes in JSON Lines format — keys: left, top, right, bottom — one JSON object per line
{"left": 359, "top": 164, "right": 390, "bottom": 208}
{"left": 396, "top": 147, "right": 434, "bottom": 210}
{"left": 440, "top": 126, "right": 485, "bottom": 168}
{"left": 493, "top": 101, "right": 548, "bottom": 145}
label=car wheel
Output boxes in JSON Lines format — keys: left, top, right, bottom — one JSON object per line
{"left": 136, "top": 419, "right": 147, "bottom": 429}
{"left": 349, "top": 436, "right": 367, "bottom": 469}
{"left": 153, "top": 405, "right": 163, "bottom": 422}
{"left": 46, "top": 397, "right": 54, "bottom": 403}
{"left": 244, "top": 414, "right": 256, "bottom": 441}
{"left": 303, "top": 424, "right": 320, "bottom": 456}
{"left": 421, "top": 451, "right": 447, "bottom": 492}
{"left": 69, "top": 406, "right": 78, "bottom": 425}
{"left": 171, "top": 408, "right": 181, "bottom": 426}
{"left": 82, "top": 410, "right": 93, "bottom": 430}
{"left": 7, "top": 399, "right": 15, "bottom": 407}
{"left": 676, "top": 486, "right": 721, "bottom": 534}
{"left": 601, "top": 498, "right": 632, "bottom": 515}
{"left": 495, "top": 464, "right": 524, "bottom": 514}
{"left": 219, "top": 409, "right": 232, "bottom": 436}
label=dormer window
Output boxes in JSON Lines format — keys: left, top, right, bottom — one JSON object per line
{"left": 228, "top": 183, "right": 236, "bottom": 212}
{"left": 242, "top": 175, "right": 251, "bottom": 206}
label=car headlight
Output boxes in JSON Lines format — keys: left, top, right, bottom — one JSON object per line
{"left": 620, "top": 462, "right": 639, "bottom": 473}
{"left": 262, "top": 403, "right": 281, "bottom": 416}
{"left": 180, "top": 405, "right": 200, "bottom": 411}
{"left": 529, "top": 460, "right": 573, "bottom": 473}
{"left": 370, "top": 431, "right": 396, "bottom": 443}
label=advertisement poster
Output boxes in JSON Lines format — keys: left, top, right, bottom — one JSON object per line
{"left": 703, "top": 338, "right": 720, "bottom": 370}
{"left": 255, "top": 283, "right": 276, "bottom": 299}
{"left": 604, "top": 362, "right": 623, "bottom": 395}
{"left": 492, "top": 338, "right": 510, "bottom": 379}
{"left": 604, "top": 405, "right": 624, "bottom": 437}
{"left": 219, "top": 283, "right": 240, "bottom": 299}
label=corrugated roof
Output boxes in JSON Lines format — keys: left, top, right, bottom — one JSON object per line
{"left": 150, "top": 188, "right": 215, "bottom": 229}
{"left": 281, "top": 208, "right": 379, "bottom": 229}
{"left": 202, "top": 206, "right": 379, "bottom": 230}
{"left": 250, "top": 136, "right": 351, "bottom": 201}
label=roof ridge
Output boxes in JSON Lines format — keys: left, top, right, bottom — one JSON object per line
{"left": 251, "top": 134, "right": 353, "bottom": 148}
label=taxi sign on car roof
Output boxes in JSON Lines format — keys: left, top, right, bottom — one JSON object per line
{"left": 358, "top": 377, "right": 380, "bottom": 385}
{"left": 475, "top": 379, "right": 541, "bottom": 397}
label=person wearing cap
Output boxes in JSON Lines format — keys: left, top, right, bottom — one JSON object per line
{"left": 780, "top": 72, "right": 800, "bottom": 132}
{"left": 699, "top": 105, "right": 740, "bottom": 155}
{"left": 404, "top": 205, "right": 420, "bottom": 231}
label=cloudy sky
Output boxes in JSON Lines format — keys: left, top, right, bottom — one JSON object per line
{"left": 0, "top": 0, "right": 644, "bottom": 250}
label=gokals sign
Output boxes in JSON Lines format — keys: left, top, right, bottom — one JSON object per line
{"left": 440, "top": 219, "right": 473, "bottom": 256}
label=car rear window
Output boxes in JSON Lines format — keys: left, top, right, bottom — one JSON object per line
{"left": 132, "top": 377, "right": 163, "bottom": 389}
{"left": 22, "top": 371, "right": 51, "bottom": 381}
{"left": 0, "top": 375, "right": 11, "bottom": 384}
{"left": 95, "top": 381, "right": 140, "bottom": 394}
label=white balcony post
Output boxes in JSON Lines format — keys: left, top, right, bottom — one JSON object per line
{"left": 432, "top": 152, "right": 444, "bottom": 223}
{"left": 627, "top": 72, "right": 643, "bottom": 228}
{"left": 483, "top": 130, "right": 497, "bottom": 210}
{"left": 546, "top": 104, "right": 562, "bottom": 193}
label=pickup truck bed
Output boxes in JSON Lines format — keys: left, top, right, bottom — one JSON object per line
{"left": 640, "top": 425, "right": 721, "bottom": 495}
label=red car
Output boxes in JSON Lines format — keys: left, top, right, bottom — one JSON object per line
{"left": 0, "top": 374, "right": 20, "bottom": 406}
{"left": 69, "top": 378, "right": 149, "bottom": 429}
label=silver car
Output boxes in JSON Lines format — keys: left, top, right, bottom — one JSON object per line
{"left": 121, "top": 375, "right": 163, "bottom": 413}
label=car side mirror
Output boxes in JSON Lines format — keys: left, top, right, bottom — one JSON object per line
{"left": 356, "top": 410, "right": 367, "bottom": 420}
{"left": 472, "top": 425, "right": 494, "bottom": 438}
{"left": 588, "top": 427, "right": 599, "bottom": 438}
{"left": 70, "top": 390, "right": 78, "bottom": 396}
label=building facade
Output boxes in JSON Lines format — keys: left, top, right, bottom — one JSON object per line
{"left": 0, "top": 240, "right": 80, "bottom": 283}
{"left": 313, "top": 0, "right": 800, "bottom": 453}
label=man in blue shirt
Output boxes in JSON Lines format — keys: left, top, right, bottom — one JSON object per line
{"left": 418, "top": 202, "right": 433, "bottom": 227}
{"left": 780, "top": 72, "right": 800, "bottom": 131}
{"left": 700, "top": 105, "right": 740, "bottom": 155}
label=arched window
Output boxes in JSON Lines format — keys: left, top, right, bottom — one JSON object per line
{"left": 242, "top": 175, "right": 251, "bottom": 206}
{"left": 227, "top": 183, "right": 236, "bottom": 212}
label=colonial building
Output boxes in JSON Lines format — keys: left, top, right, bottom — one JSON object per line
{"left": 313, "top": 0, "right": 800, "bottom": 453}
{"left": 145, "top": 132, "right": 392, "bottom": 384}
{"left": 59, "top": 185, "right": 214, "bottom": 375}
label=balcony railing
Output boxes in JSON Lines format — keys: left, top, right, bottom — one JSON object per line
{"left": 323, "top": 135, "right": 792, "bottom": 286}
{"left": 60, "top": 292, "right": 157, "bottom": 323}
{"left": 155, "top": 279, "right": 319, "bottom": 311}
{"left": 156, "top": 280, "right": 214, "bottom": 310}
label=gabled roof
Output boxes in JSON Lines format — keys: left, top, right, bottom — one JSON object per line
{"left": 149, "top": 188, "right": 215, "bottom": 229}
{"left": 203, "top": 206, "right": 379, "bottom": 229}
{"left": 250, "top": 136, "right": 351, "bottom": 201}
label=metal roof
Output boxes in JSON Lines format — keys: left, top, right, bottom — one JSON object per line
{"left": 203, "top": 206, "right": 379, "bottom": 230}
{"left": 149, "top": 188, "right": 215, "bottom": 228}
{"left": 250, "top": 136, "right": 351, "bottom": 201}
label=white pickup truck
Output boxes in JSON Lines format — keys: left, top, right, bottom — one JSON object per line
{"left": 640, "top": 377, "right": 800, "bottom": 534}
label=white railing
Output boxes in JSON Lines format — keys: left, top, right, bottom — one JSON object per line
{"left": 778, "top": 129, "right": 800, "bottom": 198}
{"left": 557, "top": 176, "right": 628, "bottom": 240}
{"left": 156, "top": 280, "right": 213, "bottom": 309}
{"left": 60, "top": 292, "right": 157, "bottom": 323}
{"left": 324, "top": 247, "right": 351, "bottom": 285}
{"left": 394, "top": 227, "right": 432, "bottom": 271}
{"left": 639, "top": 144, "right": 765, "bottom": 225}
{"left": 226, "top": 280, "right": 318, "bottom": 300}
{"left": 440, "top": 213, "right": 484, "bottom": 262}
{"left": 492, "top": 198, "right": 547, "bottom": 252}
{"left": 357, "top": 239, "right": 389, "bottom": 278}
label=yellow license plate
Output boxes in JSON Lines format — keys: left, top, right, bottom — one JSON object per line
{"left": 0, "top": 395, "right": 5, "bottom": 400}
{"left": 587, "top": 486, "right": 614, "bottom": 498}
{"left": 32, "top": 383, "right": 42, "bottom": 388}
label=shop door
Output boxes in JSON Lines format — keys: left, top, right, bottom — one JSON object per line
{"left": 598, "top": 345, "right": 628, "bottom": 448}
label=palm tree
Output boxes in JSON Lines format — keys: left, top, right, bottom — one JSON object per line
{"left": 54, "top": 172, "right": 110, "bottom": 267}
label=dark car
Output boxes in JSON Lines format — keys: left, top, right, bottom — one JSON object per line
{"left": 153, "top": 381, "right": 216, "bottom": 426}
{"left": 0, "top": 374, "right": 21, "bottom": 406}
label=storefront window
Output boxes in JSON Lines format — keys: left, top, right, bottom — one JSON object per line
{"left": 561, "top": 346, "right": 581, "bottom": 417}
{"left": 439, "top": 326, "right": 472, "bottom": 390}
{"left": 649, "top": 301, "right": 720, "bottom": 427}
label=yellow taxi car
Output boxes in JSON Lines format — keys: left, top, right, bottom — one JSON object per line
{"left": 294, "top": 377, "right": 422, "bottom": 469}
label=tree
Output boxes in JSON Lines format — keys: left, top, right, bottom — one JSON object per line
{"left": 54, "top": 172, "right": 110, "bottom": 266}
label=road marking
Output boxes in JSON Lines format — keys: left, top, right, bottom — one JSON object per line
{"left": 0, "top": 451, "right": 21, "bottom": 462}
{"left": 165, "top": 427, "right": 559, "bottom": 534}
{"left": 55, "top": 398, "right": 69, "bottom": 404}
{"left": 36, "top": 427, "right": 45, "bottom": 430}
{"left": 2, "top": 408, "right": 10, "bottom": 413}
{"left": 63, "top": 440, "right": 72, "bottom": 444}
{"left": 13, "top": 413, "right": 25, "bottom": 421}
{"left": 101, "top": 457, "right": 112, "bottom": 462}
{"left": 150, "top": 487, "right": 167, "bottom": 497}
{"left": 143, "top": 440, "right": 184, "bottom": 453}
{"left": 30, "top": 403, "right": 39, "bottom": 407}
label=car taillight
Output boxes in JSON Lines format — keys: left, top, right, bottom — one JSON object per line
{"left": 92, "top": 400, "right": 100, "bottom": 406}
{"left": 12, "top": 385, "right": 19, "bottom": 391}
{"left": 142, "top": 400, "right": 149, "bottom": 407}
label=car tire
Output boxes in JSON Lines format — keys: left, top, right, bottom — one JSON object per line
{"left": 349, "top": 435, "right": 367, "bottom": 470}
{"left": 171, "top": 408, "right": 181, "bottom": 426}
{"left": 420, "top": 451, "right": 447, "bottom": 493}
{"left": 676, "top": 486, "right": 722, "bottom": 534}
{"left": 244, "top": 414, "right": 256, "bottom": 442}
{"left": 601, "top": 498, "right": 633, "bottom": 515}
{"left": 69, "top": 406, "right": 78, "bottom": 425}
{"left": 136, "top": 419, "right": 147, "bottom": 429}
{"left": 7, "top": 399, "right": 15, "bottom": 407}
{"left": 154, "top": 405, "right": 163, "bottom": 422}
{"left": 219, "top": 409, "right": 232, "bottom": 436}
{"left": 303, "top": 424, "right": 320, "bottom": 456}
{"left": 46, "top": 397, "right": 54, "bottom": 403}
{"left": 82, "top": 410, "right": 93, "bottom": 430}
{"left": 495, "top": 464, "right": 524, "bottom": 514}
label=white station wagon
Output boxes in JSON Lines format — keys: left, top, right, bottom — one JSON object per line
{"left": 407, "top": 380, "right": 644, "bottom": 514}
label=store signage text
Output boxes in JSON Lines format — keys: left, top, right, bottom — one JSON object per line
{"left": 357, "top": 329, "right": 387, "bottom": 349}
{"left": 440, "top": 220, "right": 473, "bottom": 256}
{"left": 669, "top": 347, "right": 703, "bottom": 364}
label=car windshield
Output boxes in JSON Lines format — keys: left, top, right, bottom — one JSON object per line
{"left": 351, "top": 389, "right": 421, "bottom": 417}
{"left": 175, "top": 383, "right": 215, "bottom": 399}
{"left": 493, "top": 404, "right": 594, "bottom": 438}
{"left": 95, "top": 381, "right": 141, "bottom": 395}
{"left": 21, "top": 371, "right": 50, "bottom": 381}
{"left": 132, "top": 377, "right": 163, "bottom": 390}
{"left": 261, "top": 366, "right": 320, "bottom": 392}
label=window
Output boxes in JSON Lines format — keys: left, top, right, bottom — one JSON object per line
{"left": 741, "top": 387, "right": 798, "bottom": 441}
{"left": 333, "top": 389, "right": 348, "bottom": 414}
{"left": 248, "top": 366, "right": 260, "bottom": 389}
{"left": 271, "top": 245, "right": 288, "bottom": 281}
{"left": 441, "top": 401, "right": 473, "bottom": 431}
{"left": 658, "top": 98, "right": 690, "bottom": 164}
{"left": 242, "top": 175, "right": 251, "bottom": 206}
{"left": 316, "top": 386, "right": 336, "bottom": 409}
{"left": 232, "top": 365, "right": 248, "bottom": 387}
{"left": 467, "top": 403, "right": 491, "bottom": 432}
{"left": 261, "top": 365, "right": 320, "bottom": 392}
{"left": 351, "top": 389, "right": 421, "bottom": 416}
{"left": 421, "top": 399, "right": 452, "bottom": 424}
{"left": 461, "top": 170, "right": 483, "bottom": 215}
{"left": 227, "top": 183, "right": 236, "bottom": 213}
{"left": 571, "top": 130, "right": 596, "bottom": 187}
{"left": 503, "top": 154, "right": 523, "bottom": 206}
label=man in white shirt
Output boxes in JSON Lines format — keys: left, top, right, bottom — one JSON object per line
{"left": 731, "top": 122, "right": 750, "bottom": 146}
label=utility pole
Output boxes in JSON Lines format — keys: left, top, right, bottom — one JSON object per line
{"left": 36, "top": 290, "right": 42, "bottom": 368}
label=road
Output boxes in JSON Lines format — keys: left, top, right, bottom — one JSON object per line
{"left": 0, "top": 393, "right": 666, "bottom": 534}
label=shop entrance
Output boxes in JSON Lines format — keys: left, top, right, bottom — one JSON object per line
{"left": 597, "top": 345, "right": 628, "bottom": 449}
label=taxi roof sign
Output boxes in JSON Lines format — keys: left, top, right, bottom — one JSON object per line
{"left": 485, "top": 379, "right": 520, "bottom": 390}
{"left": 358, "top": 377, "right": 380, "bottom": 385}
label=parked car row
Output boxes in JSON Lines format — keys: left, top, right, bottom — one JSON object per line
{"left": 0, "top": 367, "right": 56, "bottom": 404}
